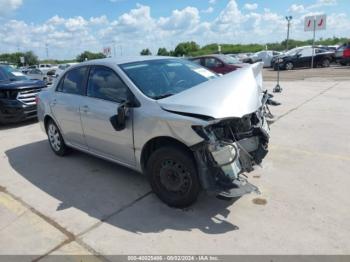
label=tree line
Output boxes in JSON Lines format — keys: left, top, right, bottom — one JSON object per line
{"left": 0, "top": 50, "right": 106, "bottom": 66}
{"left": 1, "top": 37, "right": 347, "bottom": 66}
{"left": 141, "top": 37, "right": 349, "bottom": 57}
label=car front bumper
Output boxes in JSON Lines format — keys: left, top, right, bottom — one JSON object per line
{"left": 0, "top": 99, "right": 37, "bottom": 124}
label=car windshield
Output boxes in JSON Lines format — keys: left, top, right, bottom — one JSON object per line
{"left": 220, "top": 55, "right": 240, "bottom": 64}
{"left": 0, "top": 65, "right": 28, "bottom": 81}
{"left": 120, "top": 59, "right": 217, "bottom": 100}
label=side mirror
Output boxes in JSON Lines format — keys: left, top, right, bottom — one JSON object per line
{"left": 110, "top": 102, "right": 129, "bottom": 131}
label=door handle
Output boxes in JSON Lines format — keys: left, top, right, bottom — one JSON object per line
{"left": 51, "top": 99, "right": 57, "bottom": 106}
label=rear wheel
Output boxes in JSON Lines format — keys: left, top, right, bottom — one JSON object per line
{"left": 46, "top": 120, "right": 69, "bottom": 156}
{"left": 285, "top": 62, "right": 294, "bottom": 70}
{"left": 147, "top": 146, "right": 201, "bottom": 208}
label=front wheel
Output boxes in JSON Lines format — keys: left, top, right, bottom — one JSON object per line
{"left": 46, "top": 120, "right": 69, "bottom": 156}
{"left": 321, "top": 59, "right": 330, "bottom": 68}
{"left": 285, "top": 62, "right": 294, "bottom": 70}
{"left": 147, "top": 146, "right": 201, "bottom": 208}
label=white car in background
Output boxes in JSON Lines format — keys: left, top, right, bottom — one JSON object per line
{"left": 249, "top": 51, "right": 282, "bottom": 67}
{"left": 26, "top": 68, "right": 55, "bottom": 85}
{"left": 55, "top": 63, "right": 79, "bottom": 77}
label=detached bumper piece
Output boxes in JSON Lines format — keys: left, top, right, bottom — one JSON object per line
{"left": 217, "top": 177, "right": 260, "bottom": 199}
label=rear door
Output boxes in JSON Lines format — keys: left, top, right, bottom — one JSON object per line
{"left": 50, "top": 66, "right": 88, "bottom": 149}
{"left": 79, "top": 65, "right": 136, "bottom": 166}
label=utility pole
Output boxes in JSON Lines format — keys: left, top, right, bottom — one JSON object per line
{"left": 285, "top": 16, "right": 293, "bottom": 51}
{"left": 311, "top": 17, "right": 316, "bottom": 69}
{"left": 112, "top": 40, "right": 116, "bottom": 57}
{"left": 45, "top": 43, "right": 49, "bottom": 59}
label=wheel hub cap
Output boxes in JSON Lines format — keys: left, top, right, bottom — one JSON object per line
{"left": 48, "top": 124, "right": 61, "bottom": 151}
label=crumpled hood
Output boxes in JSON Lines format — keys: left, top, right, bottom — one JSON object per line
{"left": 158, "top": 62, "right": 264, "bottom": 119}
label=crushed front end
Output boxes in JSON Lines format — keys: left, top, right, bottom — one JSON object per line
{"left": 191, "top": 101, "right": 270, "bottom": 198}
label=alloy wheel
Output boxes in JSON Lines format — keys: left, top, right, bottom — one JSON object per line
{"left": 48, "top": 123, "right": 61, "bottom": 152}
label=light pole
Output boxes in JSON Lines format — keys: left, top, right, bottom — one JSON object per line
{"left": 285, "top": 16, "right": 293, "bottom": 51}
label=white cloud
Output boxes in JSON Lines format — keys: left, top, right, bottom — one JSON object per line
{"left": 244, "top": 3, "right": 258, "bottom": 11}
{"left": 288, "top": 0, "right": 337, "bottom": 15}
{"left": 0, "top": 0, "right": 23, "bottom": 16}
{"left": 90, "top": 15, "right": 108, "bottom": 25}
{"left": 306, "top": 0, "right": 337, "bottom": 10}
{"left": 0, "top": 0, "right": 348, "bottom": 59}
{"left": 288, "top": 4, "right": 305, "bottom": 13}
{"left": 209, "top": 0, "right": 216, "bottom": 5}
{"left": 158, "top": 7, "right": 199, "bottom": 30}
{"left": 201, "top": 6, "right": 214, "bottom": 14}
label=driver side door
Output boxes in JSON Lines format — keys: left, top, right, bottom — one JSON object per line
{"left": 79, "top": 65, "right": 136, "bottom": 167}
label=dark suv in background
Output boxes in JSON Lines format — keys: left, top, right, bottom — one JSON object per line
{"left": 0, "top": 64, "right": 46, "bottom": 124}
{"left": 335, "top": 43, "right": 350, "bottom": 66}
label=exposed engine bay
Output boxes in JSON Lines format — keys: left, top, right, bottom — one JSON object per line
{"left": 191, "top": 95, "right": 271, "bottom": 199}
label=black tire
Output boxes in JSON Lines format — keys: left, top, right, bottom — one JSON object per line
{"left": 147, "top": 146, "right": 201, "bottom": 208}
{"left": 46, "top": 119, "right": 69, "bottom": 156}
{"left": 285, "top": 62, "right": 294, "bottom": 70}
{"left": 321, "top": 59, "right": 330, "bottom": 68}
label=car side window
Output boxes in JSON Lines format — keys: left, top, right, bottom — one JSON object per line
{"left": 204, "top": 58, "right": 222, "bottom": 68}
{"left": 191, "top": 59, "right": 202, "bottom": 65}
{"left": 300, "top": 48, "right": 313, "bottom": 57}
{"left": 57, "top": 67, "right": 87, "bottom": 95}
{"left": 87, "top": 66, "right": 129, "bottom": 103}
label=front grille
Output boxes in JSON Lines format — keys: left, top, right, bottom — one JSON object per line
{"left": 17, "top": 88, "right": 41, "bottom": 105}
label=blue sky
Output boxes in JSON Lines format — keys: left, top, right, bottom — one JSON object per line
{"left": 0, "top": 0, "right": 349, "bottom": 59}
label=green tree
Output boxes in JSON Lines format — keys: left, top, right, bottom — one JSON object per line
{"left": 174, "top": 41, "right": 200, "bottom": 57}
{"left": 76, "top": 51, "right": 106, "bottom": 62}
{"left": 23, "top": 51, "right": 39, "bottom": 65}
{"left": 157, "top": 47, "right": 169, "bottom": 56}
{"left": 0, "top": 51, "right": 38, "bottom": 66}
{"left": 140, "top": 48, "right": 152, "bottom": 55}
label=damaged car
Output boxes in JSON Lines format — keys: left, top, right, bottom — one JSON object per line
{"left": 37, "top": 57, "right": 271, "bottom": 207}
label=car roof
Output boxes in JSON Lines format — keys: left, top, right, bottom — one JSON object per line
{"left": 78, "top": 56, "right": 172, "bottom": 67}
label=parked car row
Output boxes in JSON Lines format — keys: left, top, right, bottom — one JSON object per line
{"left": 272, "top": 46, "right": 335, "bottom": 70}
{"left": 335, "top": 42, "right": 350, "bottom": 66}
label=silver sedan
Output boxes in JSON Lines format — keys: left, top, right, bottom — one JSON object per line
{"left": 37, "top": 57, "right": 270, "bottom": 207}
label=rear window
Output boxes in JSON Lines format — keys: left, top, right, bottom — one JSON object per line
{"left": 57, "top": 67, "right": 87, "bottom": 95}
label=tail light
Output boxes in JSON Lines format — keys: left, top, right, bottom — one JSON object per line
{"left": 344, "top": 48, "right": 350, "bottom": 57}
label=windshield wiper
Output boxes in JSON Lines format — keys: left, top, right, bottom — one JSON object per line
{"left": 153, "top": 93, "right": 175, "bottom": 100}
